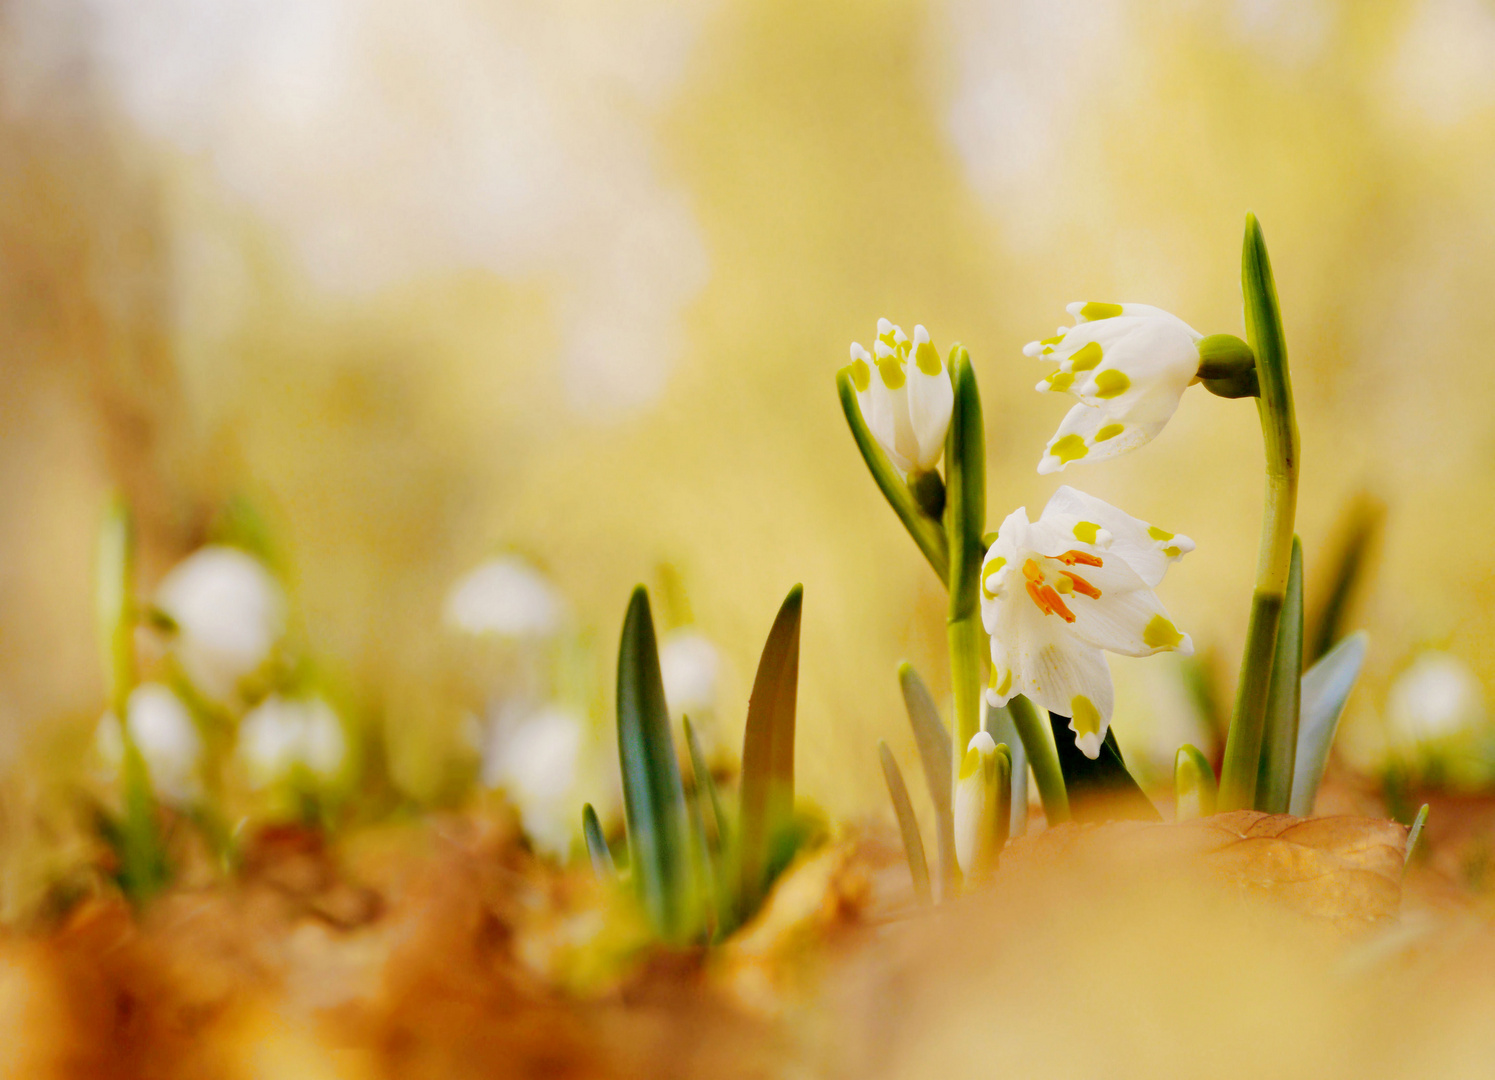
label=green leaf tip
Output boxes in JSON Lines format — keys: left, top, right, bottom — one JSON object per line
{"left": 582, "top": 803, "right": 616, "bottom": 878}
{"left": 898, "top": 663, "right": 956, "bottom": 896}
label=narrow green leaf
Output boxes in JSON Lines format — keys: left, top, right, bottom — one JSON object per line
{"left": 1289, "top": 631, "right": 1369, "bottom": 816}
{"left": 683, "top": 759, "right": 718, "bottom": 942}
{"left": 945, "top": 346, "right": 986, "bottom": 753}
{"left": 1048, "top": 713, "right": 1158, "bottom": 823}
{"left": 1008, "top": 695, "right": 1070, "bottom": 824}
{"left": 582, "top": 803, "right": 616, "bottom": 877}
{"left": 992, "top": 743, "right": 1012, "bottom": 854}
{"left": 1256, "top": 537, "right": 1304, "bottom": 813}
{"left": 683, "top": 717, "right": 729, "bottom": 855}
{"left": 897, "top": 662, "right": 956, "bottom": 896}
{"left": 836, "top": 369, "right": 948, "bottom": 583}
{"left": 1306, "top": 495, "right": 1383, "bottom": 663}
{"left": 878, "top": 741, "right": 932, "bottom": 905}
{"left": 737, "top": 584, "right": 803, "bottom": 919}
{"left": 983, "top": 700, "right": 1028, "bottom": 837}
{"left": 1404, "top": 803, "right": 1429, "bottom": 870}
{"left": 616, "top": 586, "right": 692, "bottom": 939}
{"left": 1174, "top": 744, "right": 1218, "bottom": 820}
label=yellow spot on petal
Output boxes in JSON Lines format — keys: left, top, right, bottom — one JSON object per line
{"left": 989, "top": 666, "right": 1012, "bottom": 697}
{"left": 1093, "top": 369, "right": 1131, "bottom": 398}
{"left": 959, "top": 746, "right": 983, "bottom": 780}
{"left": 1080, "top": 302, "right": 1125, "bottom": 321}
{"left": 1071, "top": 695, "right": 1101, "bottom": 738}
{"left": 1143, "top": 614, "right": 1184, "bottom": 650}
{"left": 1072, "top": 520, "right": 1101, "bottom": 544}
{"left": 1045, "top": 371, "right": 1075, "bottom": 392}
{"left": 1050, "top": 434, "right": 1088, "bottom": 464}
{"left": 1069, "top": 341, "right": 1103, "bottom": 371}
{"left": 1147, "top": 525, "right": 1175, "bottom": 541}
{"left": 982, "top": 557, "right": 1006, "bottom": 597}
{"left": 877, "top": 356, "right": 905, "bottom": 390}
{"left": 850, "top": 358, "right": 871, "bottom": 392}
{"left": 1040, "top": 334, "right": 1065, "bottom": 346}
{"left": 915, "top": 340, "right": 942, "bottom": 376}
{"left": 1163, "top": 545, "right": 1182, "bottom": 558}
{"left": 1094, "top": 423, "right": 1124, "bottom": 442}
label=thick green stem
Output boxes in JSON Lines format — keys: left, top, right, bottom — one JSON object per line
{"left": 1218, "top": 214, "right": 1300, "bottom": 812}
{"left": 1007, "top": 695, "right": 1070, "bottom": 824}
{"left": 945, "top": 348, "right": 985, "bottom": 755}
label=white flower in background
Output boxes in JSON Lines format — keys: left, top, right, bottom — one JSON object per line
{"left": 482, "top": 703, "right": 585, "bottom": 856}
{"left": 1027, "top": 303, "right": 1203, "bottom": 474}
{"left": 659, "top": 628, "right": 721, "bottom": 720}
{"left": 237, "top": 694, "right": 347, "bottom": 790}
{"left": 445, "top": 556, "right": 564, "bottom": 638}
{"left": 954, "top": 730, "right": 1000, "bottom": 877}
{"left": 96, "top": 683, "right": 202, "bottom": 805}
{"left": 1386, "top": 651, "right": 1487, "bottom": 746}
{"left": 849, "top": 319, "right": 954, "bottom": 476}
{"left": 155, "top": 546, "right": 285, "bottom": 702}
{"left": 982, "top": 486, "right": 1195, "bottom": 759}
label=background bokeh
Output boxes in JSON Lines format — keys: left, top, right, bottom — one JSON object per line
{"left": 1, "top": 0, "right": 1493, "bottom": 826}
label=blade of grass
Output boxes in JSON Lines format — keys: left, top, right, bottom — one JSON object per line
{"left": 1289, "top": 631, "right": 1369, "bottom": 816}
{"left": 738, "top": 584, "right": 803, "bottom": 919}
{"left": 897, "top": 662, "right": 956, "bottom": 896}
{"left": 878, "top": 741, "right": 932, "bottom": 905}
{"left": 616, "top": 586, "right": 692, "bottom": 940}
{"left": 1048, "top": 713, "right": 1158, "bottom": 823}
{"left": 1255, "top": 537, "right": 1304, "bottom": 813}
{"left": 582, "top": 803, "right": 616, "bottom": 877}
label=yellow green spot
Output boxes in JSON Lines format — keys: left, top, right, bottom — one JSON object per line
{"left": 1040, "top": 334, "right": 1065, "bottom": 346}
{"left": 1071, "top": 695, "right": 1101, "bottom": 738}
{"left": 1069, "top": 341, "right": 1103, "bottom": 371}
{"left": 1072, "top": 520, "right": 1101, "bottom": 544}
{"left": 849, "top": 357, "right": 871, "bottom": 392}
{"left": 1094, "top": 423, "right": 1124, "bottom": 442}
{"left": 1093, "top": 369, "right": 1130, "bottom": 398}
{"left": 959, "top": 746, "right": 983, "bottom": 781}
{"left": 982, "top": 556, "right": 1006, "bottom": 597}
{"left": 1147, "top": 525, "right": 1175, "bottom": 541}
{"left": 1143, "top": 614, "right": 1184, "bottom": 650}
{"left": 878, "top": 327, "right": 897, "bottom": 349}
{"left": 989, "top": 666, "right": 1012, "bottom": 697}
{"left": 914, "top": 340, "right": 942, "bottom": 376}
{"left": 1045, "top": 371, "right": 1075, "bottom": 393}
{"left": 877, "top": 356, "right": 905, "bottom": 390}
{"left": 1080, "top": 302, "right": 1124, "bottom": 321}
{"left": 1163, "top": 545, "right": 1182, "bottom": 558}
{"left": 1050, "top": 434, "right": 1088, "bottom": 463}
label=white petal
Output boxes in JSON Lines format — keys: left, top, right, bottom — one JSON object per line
{"left": 1037, "top": 402, "right": 1163, "bottom": 475}
{"left": 156, "top": 547, "right": 285, "bottom": 701}
{"left": 906, "top": 331, "right": 953, "bottom": 471}
{"left": 988, "top": 593, "right": 1115, "bottom": 744}
{"left": 1066, "top": 301, "right": 1202, "bottom": 339}
{"left": 123, "top": 683, "right": 202, "bottom": 804}
{"left": 446, "top": 556, "right": 565, "bottom": 637}
{"left": 1041, "top": 486, "right": 1194, "bottom": 587}
{"left": 868, "top": 344, "right": 917, "bottom": 474}
{"left": 1066, "top": 584, "right": 1192, "bottom": 658}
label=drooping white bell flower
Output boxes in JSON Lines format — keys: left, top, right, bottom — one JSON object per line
{"left": 237, "top": 694, "right": 347, "bottom": 790}
{"left": 954, "top": 730, "right": 999, "bottom": 878}
{"left": 96, "top": 682, "right": 203, "bottom": 805}
{"left": 659, "top": 628, "right": 721, "bottom": 720}
{"left": 981, "top": 486, "right": 1195, "bottom": 759}
{"left": 849, "top": 319, "right": 954, "bottom": 476}
{"left": 1385, "top": 651, "right": 1487, "bottom": 747}
{"left": 155, "top": 546, "right": 285, "bottom": 702}
{"left": 445, "top": 555, "right": 565, "bottom": 638}
{"left": 1027, "top": 302, "right": 1203, "bottom": 475}
{"left": 481, "top": 702, "right": 585, "bottom": 857}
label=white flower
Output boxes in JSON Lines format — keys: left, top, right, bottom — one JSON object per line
{"left": 954, "top": 731, "right": 999, "bottom": 878}
{"left": 237, "top": 694, "right": 347, "bottom": 790}
{"left": 849, "top": 319, "right": 954, "bottom": 475}
{"left": 659, "top": 628, "right": 721, "bottom": 720}
{"left": 981, "top": 486, "right": 1195, "bottom": 759}
{"left": 96, "top": 683, "right": 202, "bottom": 805}
{"left": 481, "top": 703, "right": 585, "bottom": 856}
{"left": 445, "top": 556, "right": 564, "bottom": 638}
{"left": 1027, "top": 302, "right": 1203, "bottom": 475}
{"left": 155, "top": 546, "right": 285, "bottom": 701}
{"left": 1386, "top": 651, "right": 1486, "bottom": 746}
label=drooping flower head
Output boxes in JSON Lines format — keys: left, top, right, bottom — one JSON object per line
{"left": 237, "top": 694, "right": 348, "bottom": 791}
{"left": 155, "top": 545, "right": 285, "bottom": 702}
{"left": 849, "top": 318, "right": 953, "bottom": 476}
{"left": 96, "top": 683, "right": 203, "bottom": 806}
{"left": 1027, "top": 302, "right": 1203, "bottom": 475}
{"left": 981, "top": 486, "right": 1195, "bottom": 758}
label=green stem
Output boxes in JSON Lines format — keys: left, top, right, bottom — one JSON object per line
{"left": 945, "top": 347, "right": 985, "bottom": 756}
{"left": 1007, "top": 695, "right": 1070, "bottom": 824}
{"left": 1218, "top": 214, "right": 1300, "bottom": 812}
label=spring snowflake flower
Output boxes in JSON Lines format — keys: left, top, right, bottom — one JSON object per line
{"left": 155, "top": 546, "right": 285, "bottom": 701}
{"left": 954, "top": 731, "right": 999, "bottom": 877}
{"left": 445, "top": 555, "right": 565, "bottom": 638}
{"left": 237, "top": 694, "right": 347, "bottom": 790}
{"left": 96, "top": 683, "right": 203, "bottom": 805}
{"left": 848, "top": 319, "right": 953, "bottom": 476}
{"left": 1028, "top": 302, "right": 1203, "bottom": 474}
{"left": 981, "top": 486, "right": 1195, "bottom": 758}
{"left": 481, "top": 702, "right": 585, "bottom": 856}
{"left": 659, "top": 628, "right": 722, "bottom": 720}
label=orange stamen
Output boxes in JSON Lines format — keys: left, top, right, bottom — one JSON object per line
{"left": 1026, "top": 580, "right": 1052, "bottom": 615}
{"left": 1039, "top": 585, "right": 1076, "bottom": 622}
{"left": 1057, "top": 550, "right": 1103, "bottom": 567}
{"left": 1061, "top": 571, "right": 1101, "bottom": 600}
{"left": 1022, "top": 558, "right": 1044, "bottom": 582}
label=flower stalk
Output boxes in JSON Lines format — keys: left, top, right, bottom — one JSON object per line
{"left": 945, "top": 346, "right": 985, "bottom": 753}
{"left": 1218, "top": 214, "right": 1301, "bottom": 811}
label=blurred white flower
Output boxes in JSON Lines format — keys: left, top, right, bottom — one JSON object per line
{"left": 1386, "top": 651, "right": 1487, "bottom": 746}
{"left": 482, "top": 703, "right": 584, "bottom": 856}
{"left": 237, "top": 694, "right": 347, "bottom": 790}
{"left": 659, "top": 628, "right": 721, "bottom": 720}
{"left": 96, "top": 683, "right": 202, "bottom": 805}
{"left": 1027, "top": 303, "right": 1203, "bottom": 474}
{"left": 155, "top": 546, "right": 285, "bottom": 702}
{"left": 849, "top": 319, "right": 954, "bottom": 476}
{"left": 445, "top": 556, "right": 564, "bottom": 638}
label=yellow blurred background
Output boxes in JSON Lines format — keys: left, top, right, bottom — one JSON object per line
{"left": 1, "top": 0, "right": 1493, "bottom": 824}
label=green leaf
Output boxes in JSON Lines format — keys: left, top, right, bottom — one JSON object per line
{"left": 582, "top": 803, "right": 616, "bottom": 878}
{"left": 1256, "top": 536, "right": 1304, "bottom": 813}
{"left": 616, "top": 586, "right": 692, "bottom": 939}
{"left": 1306, "top": 495, "right": 1383, "bottom": 663}
{"left": 897, "top": 662, "right": 956, "bottom": 896}
{"left": 1174, "top": 744, "right": 1217, "bottom": 820}
{"left": 737, "top": 583, "right": 803, "bottom": 919}
{"left": 683, "top": 717, "right": 729, "bottom": 855}
{"left": 878, "top": 741, "right": 931, "bottom": 905}
{"left": 945, "top": 346, "right": 986, "bottom": 753}
{"left": 1008, "top": 695, "right": 1070, "bottom": 824}
{"left": 1404, "top": 803, "right": 1429, "bottom": 870}
{"left": 836, "top": 369, "right": 948, "bottom": 583}
{"left": 1048, "top": 713, "right": 1158, "bottom": 823}
{"left": 983, "top": 701, "right": 1028, "bottom": 837}
{"left": 683, "top": 718, "right": 734, "bottom": 937}
{"left": 1289, "top": 630, "right": 1369, "bottom": 816}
